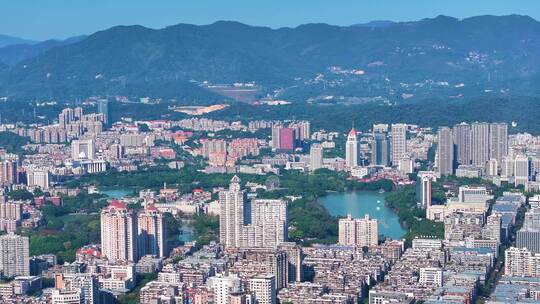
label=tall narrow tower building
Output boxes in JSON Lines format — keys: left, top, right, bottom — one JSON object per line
{"left": 437, "top": 127, "right": 454, "bottom": 175}
{"left": 101, "top": 201, "right": 138, "bottom": 262}
{"left": 219, "top": 176, "right": 246, "bottom": 248}
{"left": 391, "top": 124, "right": 407, "bottom": 165}
{"left": 345, "top": 128, "right": 359, "bottom": 168}
{"left": 138, "top": 205, "right": 167, "bottom": 258}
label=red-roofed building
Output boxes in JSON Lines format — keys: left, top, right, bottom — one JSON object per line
{"left": 107, "top": 200, "right": 127, "bottom": 210}
{"left": 34, "top": 196, "right": 63, "bottom": 208}
{"left": 158, "top": 148, "right": 176, "bottom": 159}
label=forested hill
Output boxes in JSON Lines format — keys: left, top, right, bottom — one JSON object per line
{"left": 0, "top": 15, "right": 539, "bottom": 102}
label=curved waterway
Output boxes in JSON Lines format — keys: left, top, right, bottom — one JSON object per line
{"left": 319, "top": 191, "right": 406, "bottom": 240}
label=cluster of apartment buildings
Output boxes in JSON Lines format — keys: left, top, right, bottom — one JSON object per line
{"left": 6, "top": 101, "right": 540, "bottom": 303}
{"left": 0, "top": 195, "right": 42, "bottom": 233}
{"left": 370, "top": 237, "right": 495, "bottom": 303}
{"left": 0, "top": 200, "right": 168, "bottom": 303}
{"left": 271, "top": 121, "right": 311, "bottom": 152}
{"left": 198, "top": 138, "right": 261, "bottom": 170}
{"left": 490, "top": 194, "right": 540, "bottom": 302}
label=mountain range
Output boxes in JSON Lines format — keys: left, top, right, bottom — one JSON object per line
{"left": 0, "top": 34, "right": 36, "bottom": 48}
{"left": 0, "top": 36, "right": 86, "bottom": 66}
{"left": 0, "top": 15, "right": 539, "bottom": 103}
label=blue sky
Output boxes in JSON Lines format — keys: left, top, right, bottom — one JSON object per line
{"left": 2, "top": 0, "right": 539, "bottom": 40}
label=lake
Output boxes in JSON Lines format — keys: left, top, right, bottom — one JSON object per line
{"left": 180, "top": 226, "right": 194, "bottom": 243}
{"left": 319, "top": 191, "right": 406, "bottom": 240}
{"left": 100, "top": 188, "right": 135, "bottom": 199}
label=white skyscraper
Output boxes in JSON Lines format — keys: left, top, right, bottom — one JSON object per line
{"left": 138, "top": 205, "right": 166, "bottom": 258}
{"left": 437, "top": 127, "right": 454, "bottom": 175}
{"left": 501, "top": 156, "right": 515, "bottom": 178}
{"left": 0, "top": 233, "right": 29, "bottom": 278}
{"left": 101, "top": 201, "right": 138, "bottom": 262}
{"left": 207, "top": 273, "right": 242, "bottom": 304}
{"left": 391, "top": 124, "right": 407, "bottom": 165}
{"left": 453, "top": 123, "right": 471, "bottom": 165}
{"left": 71, "top": 139, "right": 95, "bottom": 160}
{"left": 471, "top": 122, "right": 490, "bottom": 166}
{"left": 244, "top": 199, "right": 287, "bottom": 248}
{"left": 486, "top": 158, "right": 499, "bottom": 176}
{"left": 309, "top": 143, "right": 324, "bottom": 171}
{"left": 271, "top": 125, "right": 282, "bottom": 150}
{"left": 338, "top": 214, "right": 378, "bottom": 247}
{"left": 484, "top": 213, "right": 502, "bottom": 243}
{"left": 418, "top": 172, "right": 436, "bottom": 209}
{"left": 219, "top": 176, "right": 246, "bottom": 248}
{"left": 514, "top": 155, "right": 530, "bottom": 186}
{"left": 489, "top": 123, "right": 508, "bottom": 162}
{"left": 345, "top": 128, "right": 359, "bottom": 168}
{"left": 249, "top": 275, "right": 277, "bottom": 304}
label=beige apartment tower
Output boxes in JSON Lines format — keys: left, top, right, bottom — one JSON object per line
{"left": 391, "top": 124, "right": 407, "bottom": 165}
{"left": 0, "top": 233, "right": 29, "bottom": 278}
{"left": 219, "top": 176, "right": 246, "bottom": 248}
{"left": 100, "top": 201, "right": 138, "bottom": 262}
{"left": 453, "top": 123, "right": 471, "bottom": 165}
{"left": 138, "top": 205, "right": 167, "bottom": 258}
{"left": 437, "top": 127, "right": 454, "bottom": 175}
{"left": 339, "top": 214, "right": 378, "bottom": 247}
{"left": 243, "top": 199, "right": 287, "bottom": 248}
{"left": 471, "top": 122, "right": 490, "bottom": 166}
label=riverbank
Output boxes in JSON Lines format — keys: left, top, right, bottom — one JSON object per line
{"left": 385, "top": 186, "right": 444, "bottom": 244}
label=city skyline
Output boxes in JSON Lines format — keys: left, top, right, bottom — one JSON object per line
{"left": 0, "top": 100, "right": 538, "bottom": 302}
{"left": 0, "top": 1, "right": 539, "bottom": 300}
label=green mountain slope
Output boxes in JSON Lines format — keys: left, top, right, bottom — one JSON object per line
{"left": 0, "top": 15, "right": 539, "bottom": 102}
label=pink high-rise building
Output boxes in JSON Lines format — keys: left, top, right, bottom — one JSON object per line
{"left": 278, "top": 128, "right": 296, "bottom": 151}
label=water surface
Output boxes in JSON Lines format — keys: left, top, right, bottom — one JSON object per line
{"left": 320, "top": 191, "right": 405, "bottom": 240}
{"left": 101, "top": 188, "right": 135, "bottom": 199}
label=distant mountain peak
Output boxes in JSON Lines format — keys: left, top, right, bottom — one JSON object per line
{"left": 209, "top": 20, "right": 250, "bottom": 27}
{"left": 0, "top": 34, "right": 37, "bottom": 48}
{"left": 416, "top": 15, "right": 460, "bottom": 25}
{"left": 353, "top": 20, "right": 395, "bottom": 28}
{"left": 432, "top": 14, "right": 459, "bottom": 21}
{"left": 0, "top": 35, "right": 87, "bottom": 66}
